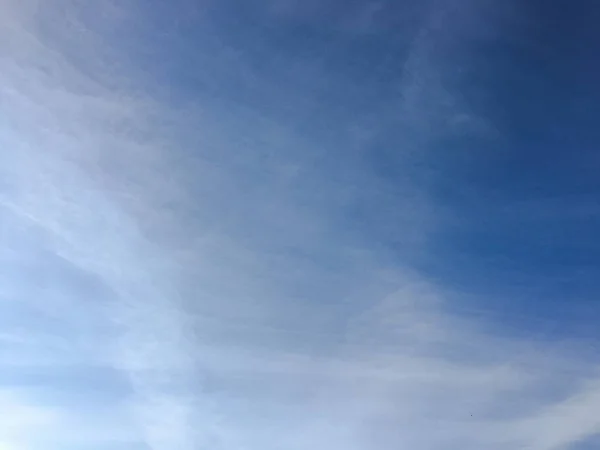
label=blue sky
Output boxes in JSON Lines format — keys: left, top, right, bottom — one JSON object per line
{"left": 1, "top": 0, "right": 600, "bottom": 449}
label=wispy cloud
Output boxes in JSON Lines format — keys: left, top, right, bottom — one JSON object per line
{"left": 1, "top": 1, "right": 600, "bottom": 450}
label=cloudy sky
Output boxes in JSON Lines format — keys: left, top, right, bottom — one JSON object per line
{"left": 1, "top": 1, "right": 600, "bottom": 449}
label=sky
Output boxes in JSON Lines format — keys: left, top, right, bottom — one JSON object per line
{"left": 1, "top": 0, "right": 600, "bottom": 449}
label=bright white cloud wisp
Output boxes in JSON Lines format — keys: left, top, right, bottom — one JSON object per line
{"left": 1, "top": 1, "right": 600, "bottom": 450}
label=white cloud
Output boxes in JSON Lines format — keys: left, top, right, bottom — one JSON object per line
{"left": 0, "top": 391, "right": 60, "bottom": 444}
{"left": 511, "top": 377, "right": 600, "bottom": 450}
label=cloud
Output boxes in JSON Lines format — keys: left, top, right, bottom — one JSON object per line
{"left": 1, "top": 1, "right": 600, "bottom": 450}
{"left": 0, "top": 390, "right": 60, "bottom": 444}
{"left": 511, "top": 377, "right": 600, "bottom": 450}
